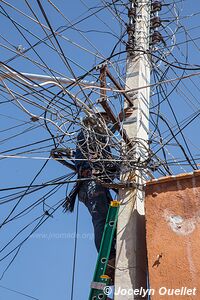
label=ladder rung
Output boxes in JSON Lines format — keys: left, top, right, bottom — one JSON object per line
{"left": 88, "top": 202, "right": 120, "bottom": 300}
{"left": 90, "top": 281, "right": 107, "bottom": 290}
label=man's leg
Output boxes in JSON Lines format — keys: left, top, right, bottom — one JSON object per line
{"left": 86, "top": 181, "right": 110, "bottom": 252}
{"left": 78, "top": 180, "right": 110, "bottom": 251}
{"left": 86, "top": 181, "right": 116, "bottom": 284}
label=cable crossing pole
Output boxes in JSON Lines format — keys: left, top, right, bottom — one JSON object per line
{"left": 115, "top": 1, "right": 151, "bottom": 299}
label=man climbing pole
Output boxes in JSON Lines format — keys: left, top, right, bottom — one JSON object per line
{"left": 62, "top": 106, "right": 120, "bottom": 287}
{"left": 51, "top": 104, "right": 135, "bottom": 299}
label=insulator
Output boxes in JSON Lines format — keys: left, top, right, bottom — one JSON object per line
{"left": 151, "top": 1, "right": 162, "bottom": 12}
{"left": 127, "top": 24, "right": 135, "bottom": 35}
{"left": 129, "top": 0, "right": 138, "bottom": 7}
{"left": 126, "top": 38, "right": 135, "bottom": 53}
{"left": 128, "top": 7, "right": 136, "bottom": 18}
{"left": 151, "top": 31, "right": 164, "bottom": 44}
{"left": 151, "top": 17, "right": 162, "bottom": 28}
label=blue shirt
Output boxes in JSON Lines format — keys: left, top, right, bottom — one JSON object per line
{"left": 74, "top": 128, "right": 112, "bottom": 173}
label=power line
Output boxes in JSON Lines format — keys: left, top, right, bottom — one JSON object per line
{"left": 0, "top": 284, "right": 39, "bottom": 300}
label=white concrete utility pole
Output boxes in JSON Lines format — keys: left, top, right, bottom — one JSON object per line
{"left": 115, "top": 0, "right": 151, "bottom": 299}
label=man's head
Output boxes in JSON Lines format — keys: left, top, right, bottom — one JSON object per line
{"left": 82, "top": 105, "right": 111, "bottom": 130}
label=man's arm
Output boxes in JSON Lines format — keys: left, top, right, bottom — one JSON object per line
{"left": 50, "top": 148, "right": 76, "bottom": 171}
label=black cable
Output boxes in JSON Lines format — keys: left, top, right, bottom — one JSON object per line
{"left": 152, "top": 109, "right": 200, "bottom": 158}
{"left": 0, "top": 198, "right": 65, "bottom": 278}
{"left": 0, "top": 159, "right": 49, "bottom": 227}
{"left": 154, "top": 70, "right": 198, "bottom": 170}
{"left": 0, "top": 134, "right": 64, "bottom": 155}
{"left": 0, "top": 284, "right": 39, "bottom": 300}
{"left": 70, "top": 199, "right": 79, "bottom": 300}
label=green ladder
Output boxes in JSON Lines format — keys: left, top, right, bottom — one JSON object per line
{"left": 88, "top": 200, "right": 120, "bottom": 300}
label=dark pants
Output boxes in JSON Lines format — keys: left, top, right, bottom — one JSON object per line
{"left": 78, "top": 180, "right": 116, "bottom": 258}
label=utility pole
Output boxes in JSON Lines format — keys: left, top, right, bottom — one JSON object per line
{"left": 115, "top": 0, "right": 151, "bottom": 299}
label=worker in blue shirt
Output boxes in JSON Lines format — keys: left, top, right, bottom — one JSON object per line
{"left": 54, "top": 105, "right": 133, "bottom": 297}
{"left": 75, "top": 107, "right": 118, "bottom": 281}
